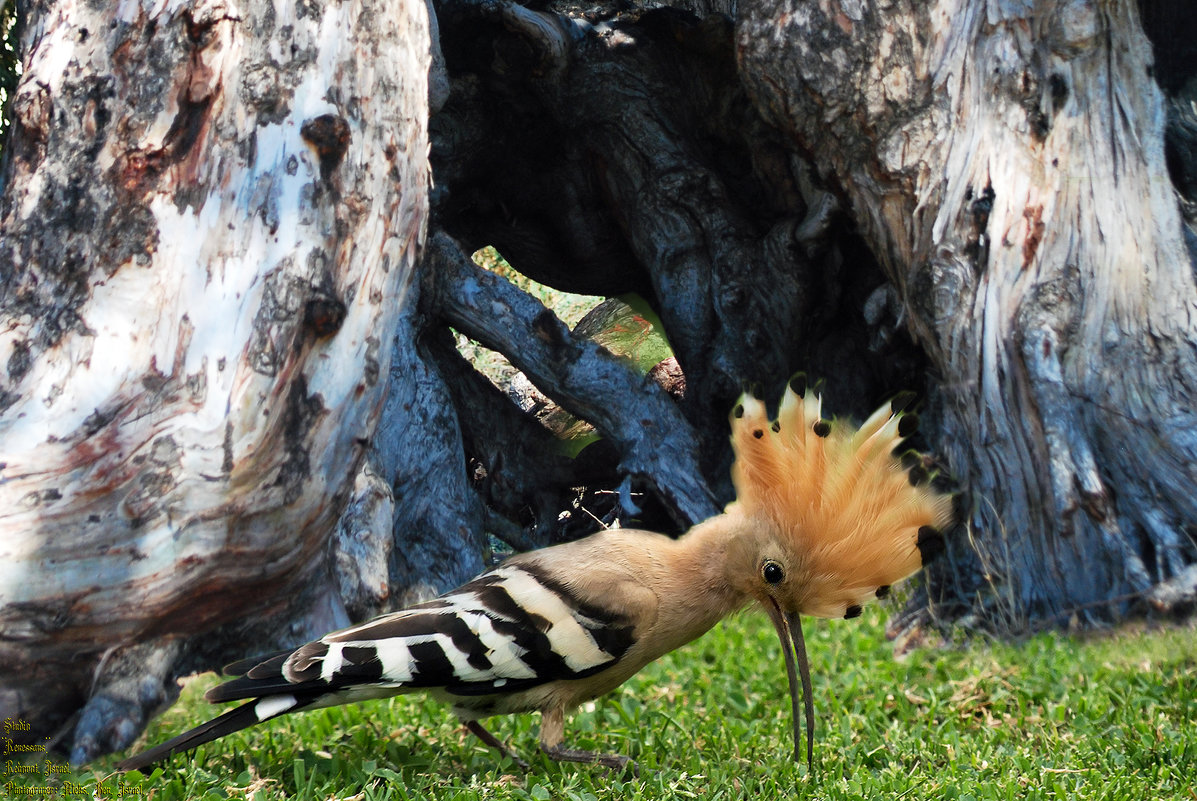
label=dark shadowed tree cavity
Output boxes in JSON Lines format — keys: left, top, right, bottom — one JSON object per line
{"left": 426, "top": 0, "right": 1197, "bottom": 631}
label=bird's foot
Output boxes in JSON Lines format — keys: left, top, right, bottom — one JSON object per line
{"left": 541, "top": 743, "right": 640, "bottom": 778}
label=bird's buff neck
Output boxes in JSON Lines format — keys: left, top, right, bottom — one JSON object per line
{"left": 648, "top": 513, "right": 755, "bottom": 646}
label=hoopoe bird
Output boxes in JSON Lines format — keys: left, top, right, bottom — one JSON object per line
{"left": 116, "top": 377, "right": 951, "bottom": 774}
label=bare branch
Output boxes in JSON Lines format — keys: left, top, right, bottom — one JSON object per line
{"left": 425, "top": 232, "right": 719, "bottom": 526}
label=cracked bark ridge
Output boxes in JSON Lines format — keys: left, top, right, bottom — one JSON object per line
{"left": 736, "top": 0, "right": 1197, "bottom": 628}
{"left": 0, "top": 0, "right": 431, "bottom": 758}
{"left": 367, "top": 270, "right": 489, "bottom": 611}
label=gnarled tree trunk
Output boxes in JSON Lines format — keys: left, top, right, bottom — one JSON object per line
{"left": 735, "top": 0, "right": 1197, "bottom": 628}
{"left": 0, "top": 0, "right": 432, "bottom": 761}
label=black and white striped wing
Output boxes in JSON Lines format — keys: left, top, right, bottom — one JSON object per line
{"left": 116, "top": 563, "right": 638, "bottom": 772}
{"left": 214, "top": 564, "right": 637, "bottom": 702}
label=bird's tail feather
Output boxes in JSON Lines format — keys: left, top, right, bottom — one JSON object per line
{"left": 115, "top": 693, "right": 312, "bottom": 773}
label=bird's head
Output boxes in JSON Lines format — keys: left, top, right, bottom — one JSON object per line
{"left": 719, "top": 376, "right": 953, "bottom": 768}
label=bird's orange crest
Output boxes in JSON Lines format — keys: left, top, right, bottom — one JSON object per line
{"left": 725, "top": 376, "right": 953, "bottom": 618}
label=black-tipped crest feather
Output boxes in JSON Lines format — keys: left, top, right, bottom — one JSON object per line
{"left": 726, "top": 382, "right": 954, "bottom": 619}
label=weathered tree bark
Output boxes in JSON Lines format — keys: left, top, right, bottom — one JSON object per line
{"left": 0, "top": 0, "right": 431, "bottom": 760}
{"left": 4, "top": 0, "right": 1195, "bottom": 765}
{"left": 735, "top": 0, "right": 1197, "bottom": 628}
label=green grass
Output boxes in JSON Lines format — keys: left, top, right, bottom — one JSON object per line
{"left": 11, "top": 610, "right": 1195, "bottom": 800}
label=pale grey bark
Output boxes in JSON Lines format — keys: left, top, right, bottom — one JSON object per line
{"left": 0, "top": 0, "right": 431, "bottom": 760}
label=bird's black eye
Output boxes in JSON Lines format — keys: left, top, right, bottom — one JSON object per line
{"left": 762, "top": 560, "right": 784, "bottom": 585}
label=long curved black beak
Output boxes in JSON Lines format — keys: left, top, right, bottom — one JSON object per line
{"left": 765, "top": 602, "right": 815, "bottom": 769}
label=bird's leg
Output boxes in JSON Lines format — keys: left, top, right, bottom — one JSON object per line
{"left": 538, "top": 706, "right": 639, "bottom": 776}
{"left": 464, "top": 719, "right": 530, "bottom": 770}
